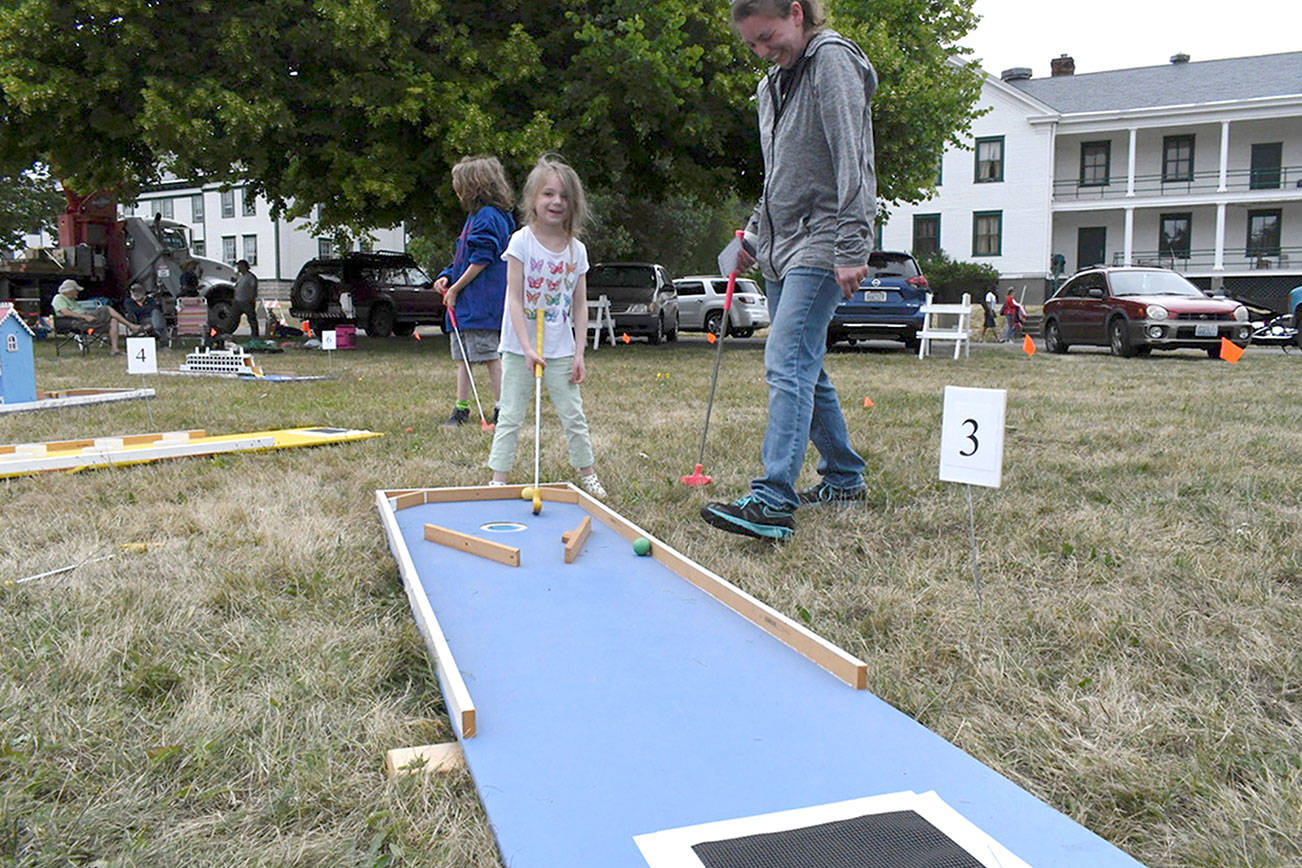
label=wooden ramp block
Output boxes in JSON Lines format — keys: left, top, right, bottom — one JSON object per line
{"left": 561, "top": 516, "right": 592, "bottom": 564}
{"left": 424, "top": 523, "right": 520, "bottom": 567}
{"left": 385, "top": 742, "right": 464, "bottom": 777}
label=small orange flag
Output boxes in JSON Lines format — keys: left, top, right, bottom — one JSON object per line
{"left": 621, "top": 332, "right": 630, "bottom": 344}
{"left": 1219, "top": 337, "right": 1244, "bottom": 364}
{"left": 1022, "top": 334, "right": 1036, "bottom": 356}
{"left": 413, "top": 331, "right": 422, "bottom": 341}
{"left": 706, "top": 332, "right": 717, "bottom": 344}
{"left": 862, "top": 396, "right": 874, "bottom": 408}
{"left": 210, "top": 328, "right": 217, "bottom": 337}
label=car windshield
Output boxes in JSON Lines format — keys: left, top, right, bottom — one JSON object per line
{"left": 1109, "top": 271, "right": 1205, "bottom": 297}
{"left": 866, "top": 253, "right": 920, "bottom": 280}
{"left": 588, "top": 267, "right": 655, "bottom": 302}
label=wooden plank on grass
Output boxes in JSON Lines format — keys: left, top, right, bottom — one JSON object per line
{"left": 561, "top": 516, "right": 592, "bottom": 564}
{"left": 425, "top": 523, "right": 520, "bottom": 567}
{"left": 385, "top": 742, "right": 464, "bottom": 777}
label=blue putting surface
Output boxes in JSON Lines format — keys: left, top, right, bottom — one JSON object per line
{"left": 388, "top": 494, "right": 1145, "bottom": 868}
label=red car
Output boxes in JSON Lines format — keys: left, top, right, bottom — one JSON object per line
{"left": 1042, "top": 267, "right": 1251, "bottom": 358}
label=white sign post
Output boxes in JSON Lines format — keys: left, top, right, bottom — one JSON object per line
{"left": 938, "top": 386, "right": 1006, "bottom": 612}
{"left": 322, "top": 329, "right": 336, "bottom": 367}
{"left": 126, "top": 336, "right": 158, "bottom": 427}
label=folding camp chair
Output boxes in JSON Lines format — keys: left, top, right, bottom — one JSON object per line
{"left": 51, "top": 316, "right": 111, "bottom": 356}
{"left": 171, "top": 296, "right": 210, "bottom": 347}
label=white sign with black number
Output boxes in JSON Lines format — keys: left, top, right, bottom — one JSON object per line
{"left": 938, "top": 385, "right": 1006, "bottom": 488}
{"left": 322, "top": 330, "right": 337, "bottom": 351}
{"left": 126, "top": 337, "right": 158, "bottom": 375}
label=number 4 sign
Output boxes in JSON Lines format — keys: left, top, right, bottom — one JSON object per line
{"left": 126, "top": 336, "right": 158, "bottom": 375}
{"left": 938, "top": 385, "right": 1006, "bottom": 488}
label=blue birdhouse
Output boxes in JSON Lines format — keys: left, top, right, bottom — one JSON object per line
{"left": 0, "top": 305, "right": 38, "bottom": 405}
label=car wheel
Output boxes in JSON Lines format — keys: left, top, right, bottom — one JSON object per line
{"left": 1108, "top": 317, "right": 1135, "bottom": 357}
{"left": 207, "top": 299, "right": 239, "bottom": 334}
{"left": 367, "top": 303, "right": 395, "bottom": 338}
{"left": 826, "top": 329, "right": 839, "bottom": 350}
{"left": 648, "top": 315, "right": 663, "bottom": 345}
{"left": 734, "top": 327, "right": 754, "bottom": 339}
{"left": 1206, "top": 344, "right": 1222, "bottom": 359}
{"left": 903, "top": 331, "right": 920, "bottom": 350}
{"left": 1135, "top": 345, "right": 1152, "bottom": 356}
{"left": 392, "top": 321, "right": 415, "bottom": 337}
{"left": 293, "top": 278, "right": 327, "bottom": 312}
{"left": 704, "top": 310, "right": 724, "bottom": 338}
{"left": 665, "top": 314, "right": 678, "bottom": 342}
{"left": 1044, "top": 319, "right": 1069, "bottom": 354}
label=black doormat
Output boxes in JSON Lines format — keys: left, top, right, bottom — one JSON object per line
{"left": 692, "top": 809, "right": 986, "bottom": 868}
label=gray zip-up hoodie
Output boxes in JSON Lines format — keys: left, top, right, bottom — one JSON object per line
{"left": 745, "top": 29, "right": 877, "bottom": 282}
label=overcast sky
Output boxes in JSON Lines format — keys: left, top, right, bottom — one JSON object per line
{"left": 961, "top": 0, "right": 1302, "bottom": 78}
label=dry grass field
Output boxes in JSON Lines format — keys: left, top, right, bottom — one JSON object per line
{"left": 2, "top": 330, "right": 1300, "bottom": 866}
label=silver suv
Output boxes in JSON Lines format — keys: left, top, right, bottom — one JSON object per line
{"left": 673, "top": 276, "right": 769, "bottom": 337}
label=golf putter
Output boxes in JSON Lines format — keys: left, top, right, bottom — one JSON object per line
{"left": 446, "top": 307, "right": 495, "bottom": 432}
{"left": 531, "top": 313, "right": 544, "bottom": 515}
{"left": 682, "top": 230, "right": 752, "bottom": 486}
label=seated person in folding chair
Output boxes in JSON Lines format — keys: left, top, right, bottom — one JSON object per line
{"left": 122, "top": 282, "right": 170, "bottom": 342}
{"left": 50, "top": 279, "right": 142, "bottom": 354}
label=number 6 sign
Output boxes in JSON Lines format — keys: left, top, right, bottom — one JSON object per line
{"left": 938, "top": 385, "right": 1006, "bottom": 488}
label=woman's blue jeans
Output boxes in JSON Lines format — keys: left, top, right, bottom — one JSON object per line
{"left": 751, "top": 267, "right": 865, "bottom": 511}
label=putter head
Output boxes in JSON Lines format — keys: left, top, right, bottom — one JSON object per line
{"left": 480, "top": 420, "right": 495, "bottom": 432}
{"left": 680, "top": 463, "right": 713, "bottom": 486}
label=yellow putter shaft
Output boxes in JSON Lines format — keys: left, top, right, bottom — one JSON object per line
{"left": 532, "top": 313, "right": 544, "bottom": 515}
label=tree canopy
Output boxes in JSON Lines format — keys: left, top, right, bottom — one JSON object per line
{"left": 0, "top": 0, "right": 983, "bottom": 261}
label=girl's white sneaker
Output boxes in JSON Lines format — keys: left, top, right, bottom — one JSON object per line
{"left": 579, "top": 473, "right": 607, "bottom": 499}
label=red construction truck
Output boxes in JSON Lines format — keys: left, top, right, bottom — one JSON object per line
{"left": 0, "top": 189, "right": 241, "bottom": 332}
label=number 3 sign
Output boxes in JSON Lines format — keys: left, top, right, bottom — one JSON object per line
{"left": 938, "top": 385, "right": 1006, "bottom": 488}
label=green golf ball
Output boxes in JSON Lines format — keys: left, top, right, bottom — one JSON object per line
{"left": 632, "top": 537, "right": 652, "bottom": 556}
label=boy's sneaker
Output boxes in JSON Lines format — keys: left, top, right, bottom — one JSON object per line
{"left": 441, "top": 406, "right": 470, "bottom": 427}
{"left": 797, "top": 481, "right": 867, "bottom": 506}
{"left": 579, "top": 473, "right": 607, "bottom": 499}
{"left": 701, "top": 495, "right": 794, "bottom": 541}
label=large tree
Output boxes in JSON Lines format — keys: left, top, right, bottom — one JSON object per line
{"left": 0, "top": 0, "right": 981, "bottom": 257}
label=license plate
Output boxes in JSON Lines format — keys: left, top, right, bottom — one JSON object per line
{"left": 863, "top": 291, "right": 887, "bottom": 302}
{"left": 1195, "top": 322, "right": 1217, "bottom": 337}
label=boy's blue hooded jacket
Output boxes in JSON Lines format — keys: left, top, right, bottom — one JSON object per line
{"left": 437, "top": 205, "right": 516, "bottom": 331}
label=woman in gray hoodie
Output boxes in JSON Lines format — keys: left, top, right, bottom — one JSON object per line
{"left": 703, "top": 0, "right": 876, "bottom": 541}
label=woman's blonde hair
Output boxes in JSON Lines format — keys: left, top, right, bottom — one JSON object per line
{"left": 519, "top": 154, "right": 589, "bottom": 239}
{"left": 451, "top": 155, "right": 514, "bottom": 211}
{"left": 730, "top": 0, "right": 825, "bottom": 31}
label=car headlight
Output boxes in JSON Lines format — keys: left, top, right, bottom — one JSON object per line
{"left": 1146, "top": 304, "right": 1168, "bottom": 321}
{"left": 625, "top": 303, "right": 649, "bottom": 314}
{"left": 1233, "top": 305, "right": 1249, "bottom": 322}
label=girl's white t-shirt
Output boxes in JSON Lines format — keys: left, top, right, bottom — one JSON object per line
{"left": 499, "top": 226, "right": 589, "bottom": 359}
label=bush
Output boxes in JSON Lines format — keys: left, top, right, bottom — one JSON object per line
{"left": 918, "top": 250, "right": 1000, "bottom": 303}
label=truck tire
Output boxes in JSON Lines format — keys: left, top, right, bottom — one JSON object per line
{"left": 207, "top": 299, "right": 240, "bottom": 334}
{"left": 367, "top": 303, "right": 395, "bottom": 338}
{"left": 292, "top": 278, "right": 327, "bottom": 312}
{"left": 392, "top": 321, "right": 416, "bottom": 336}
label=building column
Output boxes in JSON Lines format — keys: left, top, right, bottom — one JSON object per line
{"left": 1126, "top": 128, "right": 1137, "bottom": 197}
{"left": 1214, "top": 202, "right": 1226, "bottom": 271}
{"left": 1218, "top": 121, "right": 1230, "bottom": 192}
{"left": 1124, "top": 207, "right": 1134, "bottom": 265}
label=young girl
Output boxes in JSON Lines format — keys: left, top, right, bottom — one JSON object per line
{"left": 434, "top": 155, "right": 516, "bottom": 427}
{"left": 487, "top": 155, "right": 606, "bottom": 498}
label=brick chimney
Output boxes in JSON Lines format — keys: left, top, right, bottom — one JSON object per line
{"left": 1050, "top": 54, "right": 1075, "bottom": 77}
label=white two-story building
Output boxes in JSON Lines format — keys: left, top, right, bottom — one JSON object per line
{"left": 882, "top": 50, "right": 1302, "bottom": 309}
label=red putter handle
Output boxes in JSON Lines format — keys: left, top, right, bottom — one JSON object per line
{"left": 723, "top": 229, "right": 745, "bottom": 312}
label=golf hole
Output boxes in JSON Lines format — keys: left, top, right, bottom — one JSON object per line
{"left": 481, "top": 521, "right": 528, "bottom": 534}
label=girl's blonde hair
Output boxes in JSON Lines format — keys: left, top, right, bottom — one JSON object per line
{"left": 451, "top": 155, "right": 514, "bottom": 211}
{"left": 519, "top": 154, "right": 589, "bottom": 239}
{"left": 730, "top": 0, "right": 825, "bottom": 31}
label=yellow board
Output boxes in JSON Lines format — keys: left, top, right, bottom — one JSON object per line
{"left": 0, "top": 426, "right": 381, "bottom": 479}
